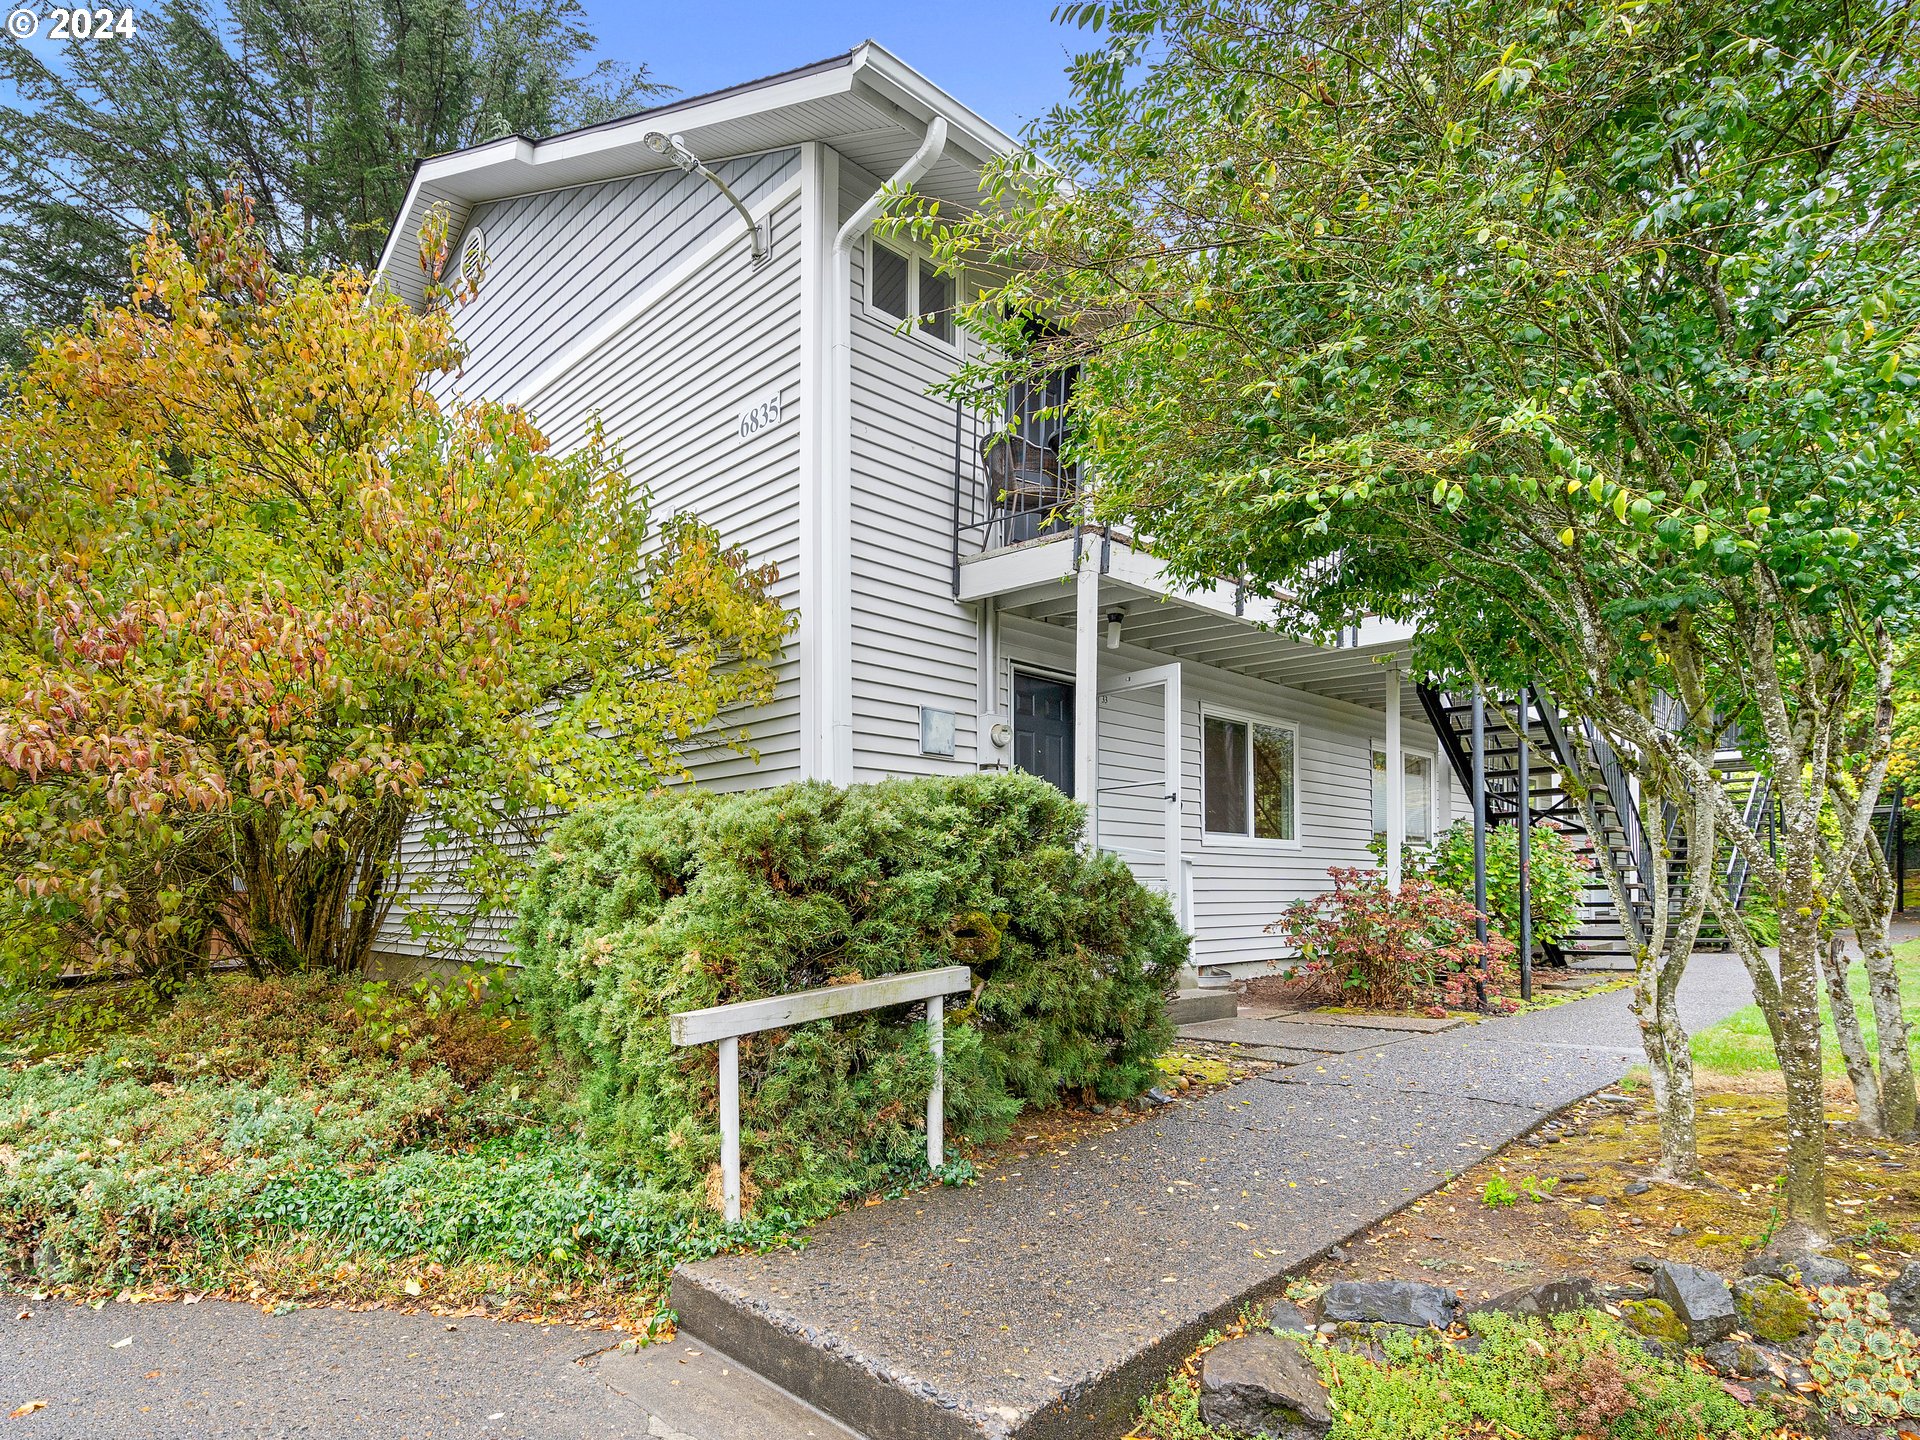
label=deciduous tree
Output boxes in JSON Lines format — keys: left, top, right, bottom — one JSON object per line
{"left": 926, "top": 0, "right": 1920, "bottom": 1225}
{"left": 0, "top": 190, "right": 790, "bottom": 982}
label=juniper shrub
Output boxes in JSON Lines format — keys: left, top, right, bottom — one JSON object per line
{"left": 512, "top": 773, "right": 1187, "bottom": 1217}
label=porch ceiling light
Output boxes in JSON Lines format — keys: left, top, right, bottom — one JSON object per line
{"left": 642, "top": 130, "right": 770, "bottom": 266}
{"left": 1106, "top": 610, "right": 1125, "bottom": 650}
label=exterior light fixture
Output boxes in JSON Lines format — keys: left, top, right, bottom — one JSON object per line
{"left": 642, "top": 130, "right": 770, "bottom": 266}
{"left": 1107, "top": 610, "right": 1126, "bottom": 649}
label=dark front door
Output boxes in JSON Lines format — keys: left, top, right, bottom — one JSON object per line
{"left": 1013, "top": 671, "right": 1075, "bottom": 797}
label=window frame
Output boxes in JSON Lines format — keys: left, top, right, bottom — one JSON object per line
{"left": 864, "top": 234, "right": 962, "bottom": 354}
{"left": 1371, "top": 742, "right": 1438, "bottom": 844}
{"left": 1199, "top": 704, "right": 1302, "bottom": 850}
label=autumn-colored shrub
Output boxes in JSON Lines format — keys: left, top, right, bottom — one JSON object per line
{"left": 1270, "top": 868, "right": 1518, "bottom": 1012}
{"left": 513, "top": 773, "right": 1187, "bottom": 1217}
{"left": 0, "top": 187, "right": 789, "bottom": 985}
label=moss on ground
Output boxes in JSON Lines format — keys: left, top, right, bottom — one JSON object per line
{"left": 1735, "top": 1276, "right": 1812, "bottom": 1344}
{"left": 1619, "top": 1298, "right": 1688, "bottom": 1344}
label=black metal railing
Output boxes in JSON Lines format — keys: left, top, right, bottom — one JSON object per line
{"left": 950, "top": 372, "right": 1084, "bottom": 590}
{"left": 1580, "top": 720, "right": 1656, "bottom": 947}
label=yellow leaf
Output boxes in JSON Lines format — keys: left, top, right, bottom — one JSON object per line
{"left": 9, "top": 1400, "right": 48, "bottom": 1419}
{"left": 1558, "top": 528, "right": 1575, "bottom": 547}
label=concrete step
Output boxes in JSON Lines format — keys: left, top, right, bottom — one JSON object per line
{"left": 591, "top": 1335, "right": 870, "bottom": 1440}
{"left": 1167, "top": 989, "right": 1238, "bottom": 1025}
{"left": 1571, "top": 955, "right": 1637, "bottom": 972}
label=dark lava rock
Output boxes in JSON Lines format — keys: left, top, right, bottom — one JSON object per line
{"left": 1700, "top": 1338, "right": 1810, "bottom": 1386}
{"left": 1320, "top": 1279, "right": 1459, "bottom": 1329}
{"left": 1629, "top": 1257, "right": 1662, "bottom": 1274}
{"left": 1887, "top": 1261, "right": 1920, "bottom": 1327}
{"left": 1623, "top": 1180, "right": 1652, "bottom": 1197}
{"left": 1651, "top": 1261, "right": 1738, "bottom": 1343}
{"left": 1261, "top": 1301, "right": 1314, "bottom": 1334}
{"left": 1743, "top": 1250, "right": 1858, "bottom": 1288}
{"left": 1466, "top": 1277, "right": 1601, "bottom": 1320}
{"left": 1200, "top": 1333, "right": 1332, "bottom": 1440}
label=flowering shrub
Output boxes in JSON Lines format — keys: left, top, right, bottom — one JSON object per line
{"left": 1270, "top": 868, "right": 1518, "bottom": 1012}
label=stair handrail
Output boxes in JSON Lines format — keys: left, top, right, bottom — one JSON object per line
{"left": 1579, "top": 719, "right": 1657, "bottom": 948}
{"left": 1524, "top": 700, "right": 1648, "bottom": 949}
{"left": 1726, "top": 773, "right": 1771, "bottom": 910}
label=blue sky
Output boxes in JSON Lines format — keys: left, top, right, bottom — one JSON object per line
{"left": 587, "top": 1, "right": 1084, "bottom": 138}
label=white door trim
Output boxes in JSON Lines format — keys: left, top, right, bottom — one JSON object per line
{"left": 1099, "top": 662, "right": 1185, "bottom": 929}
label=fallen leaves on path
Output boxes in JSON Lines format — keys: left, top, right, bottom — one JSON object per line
{"left": 7, "top": 1400, "right": 48, "bottom": 1419}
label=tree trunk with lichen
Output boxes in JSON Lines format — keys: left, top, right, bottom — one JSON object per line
{"left": 1566, "top": 734, "right": 1704, "bottom": 1182}
{"left": 1774, "top": 863, "right": 1830, "bottom": 1230}
{"left": 1839, "top": 856, "right": 1918, "bottom": 1138}
{"left": 1823, "top": 932, "right": 1886, "bottom": 1136}
{"left": 1862, "top": 927, "right": 1918, "bottom": 1138}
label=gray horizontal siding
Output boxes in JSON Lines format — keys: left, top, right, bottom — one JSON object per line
{"left": 841, "top": 158, "right": 984, "bottom": 782}
{"left": 376, "top": 187, "right": 809, "bottom": 967}
{"left": 441, "top": 150, "right": 800, "bottom": 402}
{"left": 996, "top": 615, "right": 1409, "bottom": 969}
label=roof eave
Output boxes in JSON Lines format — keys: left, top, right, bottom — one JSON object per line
{"left": 371, "top": 42, "right": 1013, "bottom": 306}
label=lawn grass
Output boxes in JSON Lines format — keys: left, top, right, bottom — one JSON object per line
{"left": 0, "top": 972, "right": 791, "bottom": 1323}
{"left": 1691, "top": 937, "right": 1920, "bottom": 1078}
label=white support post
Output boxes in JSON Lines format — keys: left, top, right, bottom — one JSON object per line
{"left": 926, "top": 995, "right": 945, "bottom": 1170}
{"left": 718, "top": 1035, "right": 741, "bottom": 1223}
{"left": 1074, "top": 546, "right": 1101, "bottom": 847}
{"left": 1385, "top": 667, "right": 1404, "bottom": 893}
{"left": 1161, "top": 664, "right": 1183, "bottom": 918}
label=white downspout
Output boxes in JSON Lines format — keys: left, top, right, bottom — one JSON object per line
{"left": 816, "top": 117, "right": 949, "bottom": 785}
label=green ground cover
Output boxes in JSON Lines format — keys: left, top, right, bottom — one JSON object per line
{"left": 0, "top": 973, "right": 790, "bottom": 1320}
{"left": 1138, "top": 1311, "right": 1778, "bottom": 1440}
{"left": 1691, "top": 939, "right": 1920, "bottom": 1078}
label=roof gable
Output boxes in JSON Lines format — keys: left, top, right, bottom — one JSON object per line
{"left": 374, "top": 41, "right": 1011, "bottom": 307}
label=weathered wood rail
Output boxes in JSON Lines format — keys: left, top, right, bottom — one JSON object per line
{"left": 669, "top": 965, "right": 974, "bottom": 1221}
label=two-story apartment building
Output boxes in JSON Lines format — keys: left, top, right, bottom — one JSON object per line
{"left": 370, "top": 43, "right": 1469, "bottom": 981}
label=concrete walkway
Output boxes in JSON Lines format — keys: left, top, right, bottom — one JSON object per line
{"left": 671, "top": 953, "right": 1756, "bottom": 1440}
{"left": 0, "top": 1298, "right": 857, "bottom": 1440}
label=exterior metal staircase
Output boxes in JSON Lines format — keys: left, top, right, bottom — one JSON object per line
{"left": 1417, "top": 688, "right": 1770, "bottom": 972}
{"left": 1418, "top": 688, "right": 1640, "bottom": 970}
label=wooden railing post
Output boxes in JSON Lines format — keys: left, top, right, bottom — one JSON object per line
{"left": 719, "top": 1035, "right": 741, "bottom": 1223}
{"left": 671, "top": 966, "right": 974, "bottom": 1225}
{"left": 927, "top": 995, "right": 945, "bottom": 1170}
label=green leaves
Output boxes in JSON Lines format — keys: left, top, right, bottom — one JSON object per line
{"left": 513, "top": 775, "right": 1187, "bottom": 1215}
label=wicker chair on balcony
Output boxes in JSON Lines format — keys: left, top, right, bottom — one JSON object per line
{"left": 981, "top": 430, "right": 1073, "bottom": 547}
